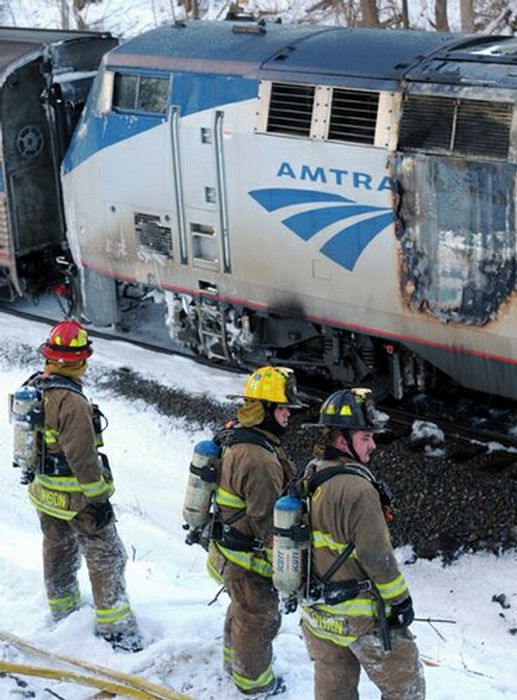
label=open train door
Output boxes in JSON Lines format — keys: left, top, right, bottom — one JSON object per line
{"left": 0, "top": 29, "right": 117, "bottom": 300}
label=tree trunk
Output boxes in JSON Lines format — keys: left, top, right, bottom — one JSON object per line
{"left": 401, "top": 0, "right": 410, "bottom": 29}
{"left": 73, "top": 0, "right": 87, "bottom": 28}
{"left": 360, "top": 0, "right": 380, "bottom": 27}
{"left": 435, "top": 0, "right": 450, "bottom": 32}
{"left": 59, "top": 0, "right": 70, "bottom": 29}
{"left": 460, "top": 0, "right": 475, "bottom": 32}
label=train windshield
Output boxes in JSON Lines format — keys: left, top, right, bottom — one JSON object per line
{"left": 452, "top": 37, "right": 517, "bottom": 58}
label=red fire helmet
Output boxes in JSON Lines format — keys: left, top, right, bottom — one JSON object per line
{"left": 39, "top": 320, "right": 93, "bottom": 362}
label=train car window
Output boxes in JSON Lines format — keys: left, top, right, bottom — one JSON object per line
{"left": 112, "top": 73, "right": 169, "bottom": 114}
{"left": 113, "top": 74, "right": 138, "bottom": 110}
{"left": 267, "top": 82, "right": 315, "bottom": 137}
{"left": 399, "top": 95, "right": 512, "bottom": 160}
{"left": 138, "top": 77, "right": 169, "bottom": 114}
{"left": 328, "top": 89, "right": 379, "bottom": 145}
{"left": 134, "top": 213, "right": 173, "bottom": 258}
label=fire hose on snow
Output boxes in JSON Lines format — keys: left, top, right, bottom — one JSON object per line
{"left": 0, "top": 630, "right": 192, "bottom": 700}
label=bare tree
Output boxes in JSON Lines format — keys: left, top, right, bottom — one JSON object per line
{"left": 178, "top": 0, "right": 200, "bottom": 19}
{"left": 58, "top": 0, "right": 70, "bottom": 29}
{"left": 0, "top": 0, "right": 18, "bottom": 24}
{"left": 400, "top": 0, "right": 410, "bottom": 29}
{"left": 304, "top": 0, "right": 368, "bottom": 27}
{"left": 460, "top": 0, "right": 475, "bottom": 32}
{"left": 73, "top": 0, "right": 88, "bottom": 30}
{"left": 434, "top": 0, "right": 450, "bottom": 31}
{"left": 360, "top": 0, "right": 379, "bottom": 26}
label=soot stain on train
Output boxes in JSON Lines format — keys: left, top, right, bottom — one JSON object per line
{"left": 391, "top": 153, "right": 517, "bottom": 326}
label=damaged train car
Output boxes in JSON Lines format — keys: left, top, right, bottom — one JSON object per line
{"left": 12, "top": 20, "right": 517, "bottom": 401}
{"left": 0, "top": 27, "right": 116, "bottom": 300}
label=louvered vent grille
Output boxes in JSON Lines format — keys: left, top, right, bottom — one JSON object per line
{"left": 399, "top": 95, "right": 454, "bottom": 151}
{"left": 134, "top": 213, "right": 172, "bottom": 257}
{"left": 328, "top": 89, "right": 379, "bottom": 144}
{"left": 455, "top": 100, "right": 512, "bottom": 159}
{"left": 399, "top": 95, "right": 512, "bottom": 159}
{"left": 267, "top": 83, "right": 315, "bottom": 136}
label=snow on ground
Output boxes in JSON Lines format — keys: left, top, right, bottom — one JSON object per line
{"left": 0, "top": 311, "right": 516, "bottom": 699}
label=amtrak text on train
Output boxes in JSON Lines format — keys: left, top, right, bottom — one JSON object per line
{"left": 276, "top": 162, "right": 396, "bottom": 191}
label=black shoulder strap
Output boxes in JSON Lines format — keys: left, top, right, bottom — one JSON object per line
{"left": 23, "top": 371, "right": 43, "bottom": 388}
{"left": 307, "top": 463, "right": 374, "bottom": 497}
{"left": 306, "top": 464, "right": 371, "bottom": 585}
{"left": 224, "top": 427, "right": 275, "bottom": 454}
{"left": 37, "top": 374, "right": 86, "bottom": 399}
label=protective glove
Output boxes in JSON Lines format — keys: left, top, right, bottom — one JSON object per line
{"left": 91, "top": 500, "right": 115, "bottom": 530}
{"left": 389, "top": 596, "right": 415, "bottom": 628}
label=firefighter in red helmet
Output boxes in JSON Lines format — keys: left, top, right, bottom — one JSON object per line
{"left": 26, "top": 320, "right": 142, "bottom": 652}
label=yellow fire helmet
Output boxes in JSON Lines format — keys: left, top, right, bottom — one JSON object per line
{"left": 228, "top": 366, "right": 307, "bottom": 408}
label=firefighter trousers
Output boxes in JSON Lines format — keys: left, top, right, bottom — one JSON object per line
{"left": 303, "top": 623, "right": 426, "bottom": 700}
{"left": 223, "top": 564, "right": 281, "bottom": 695}
{"left": 37, "top": 508, "right": 138, "bottom": 639}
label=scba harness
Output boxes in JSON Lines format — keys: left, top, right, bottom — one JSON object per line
{"left": 183, "top": 425, "right": 277, "bottom": 555}
{"left": 273, "top": 460, "right": 395, "bottom": 609}
{"left": 11, "top": 372, "right": 108, "bottom": 483}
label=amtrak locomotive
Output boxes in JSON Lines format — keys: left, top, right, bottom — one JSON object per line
{"left": 3, "top": 21, "right": 517, "bottom": 401}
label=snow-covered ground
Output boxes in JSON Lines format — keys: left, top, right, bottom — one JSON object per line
{"left": 0, "top": 310, "right": 516, "bottom": 699}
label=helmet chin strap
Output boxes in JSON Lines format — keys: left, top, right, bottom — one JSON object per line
{"left": 337, "top": 431, "right": 363, "bottom": 463}
{"left": 261, "top": 402, "right": 286, "bottom": 436}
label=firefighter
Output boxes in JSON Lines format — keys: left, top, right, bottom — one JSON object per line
{"left": 207, "top": 366, "right": 305, "bottom": 697}
{"left": 300, "top": 388, "right": 425, "bottom": 700}
{"left": 26, "top": 320, "right": 142, "bottom": 652}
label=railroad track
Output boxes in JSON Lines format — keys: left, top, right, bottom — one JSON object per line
{"left": 3, "top": 303, "right": 517, "bottom": 468}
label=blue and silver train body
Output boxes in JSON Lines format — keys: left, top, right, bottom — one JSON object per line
{"left": 0, "top": 27, "right": 116, "bottom": 300}
{"left": 62, "top": 21, "right": 517, "bottom": 400}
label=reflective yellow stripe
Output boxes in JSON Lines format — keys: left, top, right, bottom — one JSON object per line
{"left": 217, "top": 544, "right": 272, "bottom": 578}
{"left": 301, "top": 611, "right": 357, "bottom": 648}
{"left": 44, "top": 428, "right": 59, "bottom": 445}
{"left": 96, "top": 603, "right": 132, "bottom": 625}
{"left": 207, "top": 555, "right": 224, "bottom": 585}
{"left": 215, "top": 487, "right": 246, "bottom": 509}
{"left": 311, "top": 531, "right": 357, "bottom": 558}
{"left": 233, "top": 664, "right": 274, "bottom": 692}
{"left": 81, "top": 479, "right": 113, "bottom": 499}
{"left": 223, "top": 646, "right": 232, "bottom": 663}
{"left": 377, "top": 573, "right": 408, "bottom": 601}
{"left": 29, "top": 492, "right": 77, "bottom": 520}
{"left": 48, "top": 589, "right": 80, "bottom": 612}
{"left": 35, "top": 474, "right": 114, "bottom": 499}
{"left": 315, "top": 598, "right": 390, "bottom": 617}
{"left": 36, "top": 474, "right": 83, "bottom": 493}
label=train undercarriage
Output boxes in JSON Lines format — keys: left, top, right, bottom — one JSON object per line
{"left": 105, "top": 280, "right": 431, "bottom": 400}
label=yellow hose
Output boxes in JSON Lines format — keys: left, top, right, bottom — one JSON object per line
{"left": 0, "top": 660, "right": 173, "bottom": 699}
{"left": 0, "top": 631, "right": 192, "bottom": 700}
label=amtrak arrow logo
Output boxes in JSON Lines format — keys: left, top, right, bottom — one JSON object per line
{"left": 249, "top": 187, "right": 394, "bottom": 271}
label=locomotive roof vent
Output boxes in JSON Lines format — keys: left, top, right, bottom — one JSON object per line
{"left": 328, "top": 88, "right": 379, "bottom": 145}
{"left": 263, "top": 81, "right": 380, "bottom": 145}
{"left": 398, "top": 94, "right": 512, "bottom": 160}
{"left": 266, "top": 82, "right": 315, "bottom": 137}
